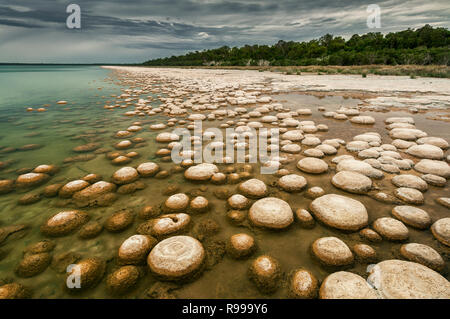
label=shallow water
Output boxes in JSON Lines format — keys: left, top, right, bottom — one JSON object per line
{"left": 0, "top": 66, "right": 448, "bottom": 298}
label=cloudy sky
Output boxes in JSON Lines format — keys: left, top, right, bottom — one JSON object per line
{"left": 0, "top": 0, "right": 448, "bottom": 63}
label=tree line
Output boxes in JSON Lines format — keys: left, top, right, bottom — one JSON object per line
{"left": 143, "top": 25, "right": 449, "bottom": 66}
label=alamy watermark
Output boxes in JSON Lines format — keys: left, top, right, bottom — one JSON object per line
{"left": 66, "top": 4, "right": 81, "bottom": 29}
{"left": 367, "top": 4, "right": 381, "bottom": 29}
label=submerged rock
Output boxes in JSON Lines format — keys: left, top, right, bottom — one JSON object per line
{"left": 400, "top": 243, "right": 444, "bottom": 272}
{"left": 15, "top": 253, "right": 52, "bottom": 277}
{"left": 331, "top": 171, "right": 372, "bottom": 194}
{"left": 248, "top": 255, "right": 281, "bottom": 293}
{"left": 320, "top": 271, "right": 377, "bottom": 299}
{"left": 0, "top": 283, "right": 31, "bottom": 299}
{"left": 226, "top": 233, "right": 256, "bottom": 259}
{"left": 41, "top": 210, "right": 89, "bottom": 237}
{"left": 147, "top": 235, "right": 205, "bottom": 281}
{"left": 289, "top": 268, "right": 318, "bottom": 299}
{"left": 312, "top": 237, "right": 354, "bottom": 267}
{"left": 66, "top": 258, "right": 106, "bottom": 292}
{"left": 107, "top": 265, "right": 141, "bottom": 295}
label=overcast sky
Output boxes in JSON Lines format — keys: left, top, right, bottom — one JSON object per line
{"left": 0, "top": 0, "right": 448, "bottom": 63}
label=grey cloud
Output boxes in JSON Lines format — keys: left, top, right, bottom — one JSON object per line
{"left": 0, "top": 0, "right": 448, "bottom": 63}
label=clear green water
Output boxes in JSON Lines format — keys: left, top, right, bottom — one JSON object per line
{"left": 0, "top": 66, "right": 448, "bottom": 299}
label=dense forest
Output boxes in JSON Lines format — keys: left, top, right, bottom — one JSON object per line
{"left": 143, "top": 25, "right": 449, "bottom": 66}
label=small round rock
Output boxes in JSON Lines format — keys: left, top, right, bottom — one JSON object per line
{"left": 319, "top": 271, "right": 378, "bottom": 299}
{"left": 249, "top": 197, "right": 294, "bottom": 229}
{"left": 373, "top": 217, "right": 409, "bottom": 241}
{"left": 296, "top": 157, "right": 328, "bottom": 174}
{"left": 312, "top": 237, "right": 354, "bottom": 267}
{"left": 248, "top": 255, "right": 281, "bottom": 293}
{"left": 289, "top": 268, "right": 318, "bottom": 299}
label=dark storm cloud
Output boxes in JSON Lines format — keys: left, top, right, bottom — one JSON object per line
{"left": 0, "top": 0, "right": 448, "bottom": 63}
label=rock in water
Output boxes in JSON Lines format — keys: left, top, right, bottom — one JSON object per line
{"left": 248, "top": 255, "right": 281, "bottom": 293}
{"left": 319, "top": 271, "right": 378, "bottom": 299}
{"left": 430, "top": 218, "right": 450, "bottom": 246}
{"left": 367, "top": 260, "right": 450, "bottom": 299}
{"left": 331, "top": 171, "right": 372, "bottom": 194}
{"left": 147, "top": 236, "right": 205, "bottom": 281}
{"left": 312, "top": 237, "right": 354, "bottom": 266}
{"left": 41, "top": 211, "right": 89, "bottom": 237}
{"left": 249, "top": 197, "right": 294, "bottom": 229}
{"left": 309, "top": 194, "right": 368, "bottom": 231}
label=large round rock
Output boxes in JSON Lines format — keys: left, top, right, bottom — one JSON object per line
{"left": 310, "top": 194, "right": 368, "bottom": 231}
{"left": 41, "top": 210, "right": 89, "bottom": 237}
{"left": 331, "top": 171, "right": 372, "bottom": 194}
{"left": 249, "top": 197, "right": 294, "bottom": 229}
{"left": 319, "top": 271, "right": 378, "bottom": 299}
{"left": 367, "top": 260, "right": 450, "bottom": 298}
{"left": 147, "top": 235, "right": 205, "bottom": 281}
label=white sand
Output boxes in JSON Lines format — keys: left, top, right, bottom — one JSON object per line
{"left": 103, "top": 66, "right": 450, "bottom": 109}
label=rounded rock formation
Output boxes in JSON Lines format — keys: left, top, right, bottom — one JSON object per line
{"left": 296, "top": 157, "right": 328, "bottom": 174}
{"left": 312, "top": 237, "right": 354, "bottom": 267}
{"left": 41, "top": 210, "right": 89, "bottom": 237}
{"left": 147, "top": 235, "right": 205, "bottom": 281}
{"left": 238, "top": 178, "right": 268, "bottom": 198}
{"left": 430, "top": 218, "right": 450, "bottom": 246}
{"left": 331, "top": 171, "right": 372, "bottom": 194}
{"left": 400, "top": 243, "right": 444, "bottom": 272}
{"left": 391, "top": 206, "right": 431, "bottom": 229}
{"left": 226, "top": 233, "right": 256, "bottom": 259}
{"left": 367, "top": 260, "right": 450, "bottom": 298}
{"left": 289, "top": 268, "right": 318, "bottom": 299}
{"left": 373, "top": 217, "right": 409, "bottom": 241}
{"left": 319, "top": 271, "right": 378, "bottom": 299}
{"left": 249, "top": 197, "right": 294, "bottom": 229}
{"left": 278, "top": 174, "right": 307, "bottom": 192}
{"left": 248, "top": 255, "right": 281, "bottom": 293}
